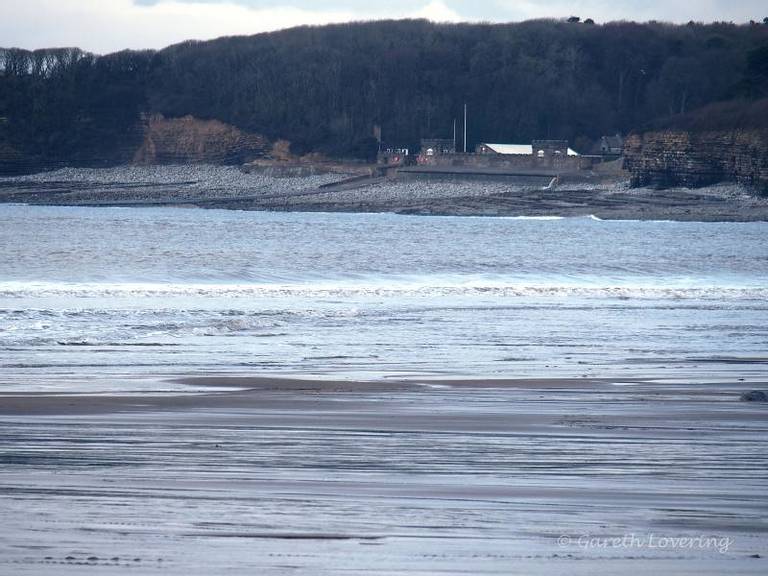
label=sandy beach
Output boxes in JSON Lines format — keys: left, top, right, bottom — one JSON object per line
{"left": 1, "top": 372, "right": 766, "bottom": 575}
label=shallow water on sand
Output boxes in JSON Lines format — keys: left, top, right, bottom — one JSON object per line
{"left": 2, "top": 205, "right": 767, "bottom": 575}
{"left": 1, "top": 205, "right": 767, "bottom": 390}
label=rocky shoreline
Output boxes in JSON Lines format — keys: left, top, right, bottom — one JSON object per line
{"left": 1, "top": 165, "right": 767, "bottom": 221}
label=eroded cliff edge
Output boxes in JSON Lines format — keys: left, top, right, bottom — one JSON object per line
{"left": 133, "top": 115, "right": 268, "bottom": 165}
{"left": 624, "top": 100, "right": 768, "bottom": 193}
{"left": 0, "top": 114, "right": 270, "bottom": 173}
{"left": 625, "top": 130, "right": 768, "bottom": 191}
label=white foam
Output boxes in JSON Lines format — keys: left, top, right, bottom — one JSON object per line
{"left": 502, "top": 215, "right": 565, "bottom": 221}
{"left": 0, "top": 279, "right": 765, "bottom": 301}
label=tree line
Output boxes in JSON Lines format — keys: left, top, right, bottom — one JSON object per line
{"left": 1, "top": 18, "right": 767, "bottom": 168}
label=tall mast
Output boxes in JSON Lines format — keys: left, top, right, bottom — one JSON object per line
{"left": 453, "top": 118, "right": 457, "bottom": 152}
{"left": 463, "top": 103, "right": 468, "bottom": 153}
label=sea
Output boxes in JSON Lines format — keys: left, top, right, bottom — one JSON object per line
{"left": 1, "top": 204, "right": 767, "bottom": 392}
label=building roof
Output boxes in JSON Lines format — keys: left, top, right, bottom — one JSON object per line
{"left": 483, "top": 143, "right": 579, "bottom": 156}
{"left": 484, "top": 143, "right": 533, "bottom": 155}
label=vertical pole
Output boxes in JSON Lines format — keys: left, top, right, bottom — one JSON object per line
{"left": 453, "top": 119, "right": 456, "bottom": 153}
{"left": 463, "top": 103, "right": 468, "bottom": 153}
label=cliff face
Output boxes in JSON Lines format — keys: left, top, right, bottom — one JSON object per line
{"left": 0, "top": 114, "right": 269, "bottom": 174}
{"left": 133, "top": 115, "right": 268, "bottom": 165}
{"left": 624, "top": 130, "right": 768, "bottom": 191}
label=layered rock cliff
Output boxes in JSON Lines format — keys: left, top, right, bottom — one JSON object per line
{"left": 624, "top": 98, "right": 768, "bottom": 192}
{"left": 624, "top": 130, "right": 768, "bottom": 191}
{"left": 0, "top": 114, "right": 269, "bottom": 174}
{"left": 133, "top": 115, "right": 268, "bottom": 165}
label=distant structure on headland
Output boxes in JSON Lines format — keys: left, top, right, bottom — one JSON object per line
{"left": 377, "top": 128, "right": 624, "bottom": 178}
{"left": 411, "top": 137, "right": 592, "bottom": 172}
{"left": 376, "top": 104, "right": 623, "bottom": 175}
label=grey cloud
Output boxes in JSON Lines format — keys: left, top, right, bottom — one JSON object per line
{"left": 133, "top": 0, "right": 768, "bottom": 23}
{"left": 4, "top": 0, "right": 767, "bottom": 56}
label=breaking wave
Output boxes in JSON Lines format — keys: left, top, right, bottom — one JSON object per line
{"left": 0, "top": 279, "right": 765, "bottom": 301}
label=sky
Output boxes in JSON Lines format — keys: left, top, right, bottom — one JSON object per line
{"left": 3, "top": 0, "right": 767, "bottom": 54}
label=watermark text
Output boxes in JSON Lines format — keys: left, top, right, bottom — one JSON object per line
{"left": 557, "top": 533, "right": 733, "bottom": 554}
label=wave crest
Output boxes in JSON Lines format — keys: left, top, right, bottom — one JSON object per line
{"left": 0, "top": 280, "right": 765, "bottom": 301}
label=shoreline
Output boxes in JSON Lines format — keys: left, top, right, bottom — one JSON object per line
{"left": 1, "top": 165, "right": 767, "bottom": 221}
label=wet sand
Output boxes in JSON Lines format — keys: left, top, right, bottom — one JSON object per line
{"left": 1, "top": 373, "right": 767, "bottom": 574}
{"left": 0, "top": 376, "right": 642, "bottom": 416}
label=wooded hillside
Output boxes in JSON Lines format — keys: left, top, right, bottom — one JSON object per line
{"left": 1, "top": 18, "right": 767, "bottom": 170}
